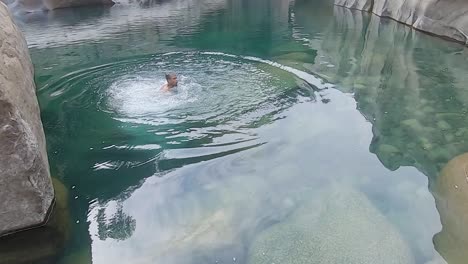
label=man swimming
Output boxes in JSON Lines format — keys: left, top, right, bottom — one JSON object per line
{"left": 160, "top": 73, "right": 178, "bottom": 92}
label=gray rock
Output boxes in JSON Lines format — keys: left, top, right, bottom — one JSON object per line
{"left": 0, "top": 2, "right": 54, "bottom": 236}
{"left": 334, "top": 0, "right": 468, "bottom": 45}
{"left": 334, "top": 0, "right": 372, "bottom": 11}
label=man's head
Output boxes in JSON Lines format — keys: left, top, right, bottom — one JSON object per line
{"left": 165, "top": 73, "right": 178, "bottom": 88}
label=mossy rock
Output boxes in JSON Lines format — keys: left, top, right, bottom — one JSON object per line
{"left": 0, "top": 177, "right": 71, "bottom": 264}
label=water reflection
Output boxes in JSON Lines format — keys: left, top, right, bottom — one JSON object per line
{"left": 84, "top": 89, "right": 442, "bottom": 264}
{"left": 95, "top": 203, "right": 136, "bottom": 241}
{"left": 290, "top": 3, "right": 468, "bottom": 263}
{"left": 295, "top": 5, "right": 468, "bottom": 179}
{"left": 12, "top": 0, "right": 468, "bottom": 263}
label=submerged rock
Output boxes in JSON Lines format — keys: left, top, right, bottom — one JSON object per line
{"left": 334, "top": 0, "right": 372, "bottom": 11}
{"left": 0, "top": 2, "right": 54, "bottom": 236}
{"left": 248, "top": 186, "right": 414, "bottom": 264}
{"left": 433, "top": 153, "right": 468, "bottom": 264}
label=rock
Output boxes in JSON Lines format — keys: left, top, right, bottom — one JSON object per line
{"left": 437, "top": 120, "right": 451, "bottom": 131}
{"left": 248, "top": 186, "right": 414, "bottom": 264}
{"left": 0, "top": 177, "right": 71, "bottom": 264}
{"left": 0, "top": 2, "right": 54, "bottom": 236}
{"left": 433, "top": 153, "right": 468, "bottom": 264}
{"left": 334, "top": 0, "right": 468, "bottom": 46}
{"left": 414, "top": 0, "right": 468, "bottom": 44}
{"left": 334, "top": 0, "right": 372, "bottom": 11}
{"left": 372, "top": 0, "right": 427, "bottom": 25}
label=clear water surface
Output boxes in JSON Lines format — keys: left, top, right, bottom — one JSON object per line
{"left": 5, "top": 0, "right": 468, "bottom": 263}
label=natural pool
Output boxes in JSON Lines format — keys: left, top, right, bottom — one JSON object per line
{"left": 6, "top": 0, "right": 468, "bottom": 263}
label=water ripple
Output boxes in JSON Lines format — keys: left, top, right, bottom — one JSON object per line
{"left": 39, "top": 52, "right": 324, "bottom": 172}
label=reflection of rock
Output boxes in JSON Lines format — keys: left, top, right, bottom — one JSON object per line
{"left": 0, "top": 2, "right": 54, "bottom": 236}
{"left": 248, "top": 186, "right": 414, "bottom": 264}
{"left": 9, "top": 0, "right": 114, "bottom": 12}
{"left": 9, "top": 0, "right": 45, "bottom": 12}
{"left": 0, "top": 178, "right": 71, "bottom": 264}
{"left": 433, "top": 153, "right": 468, "bottom": 264}
{"left": 19, "top": 0, "right": 226, "bottom": 49}
{"left": 335, "top": 0, "right": 468, "bottom": 45}
{"left": 298, "top": 5, "right": 468, "bottom": 178}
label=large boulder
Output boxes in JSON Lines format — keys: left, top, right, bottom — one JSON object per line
{"left": 0, "top": 2, "right": 54, "bottom": 236}
{"left": 334, "top": 0, "right": 468, "bottom": 45}
{"left": 433, "top": 153, "right": 468, "bottom": 264}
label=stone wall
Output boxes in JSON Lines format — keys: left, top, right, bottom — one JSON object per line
{"left": 334, "top": 0, "right": 468, "bottom": 45}
{"left": 0, "top": 2, "right": 54, "bottom": 236}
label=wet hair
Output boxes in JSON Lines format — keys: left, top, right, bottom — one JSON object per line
{"left": 165, "top": 73, "right": 176, "bottom": 80}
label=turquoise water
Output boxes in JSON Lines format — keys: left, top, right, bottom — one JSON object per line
{"left": 7, "top": 0, "right": 468, "bottom": 263}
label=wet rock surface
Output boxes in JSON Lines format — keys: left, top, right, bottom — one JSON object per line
{"left": 0, "top": 2, "right": 54, "bottom": 237}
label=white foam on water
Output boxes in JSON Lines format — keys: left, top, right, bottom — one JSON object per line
{"left": 107, "top": 73, "right": 201, "bottom": 119}
{"left": 99, "top": 51, "right": 333, "bottom": 131}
